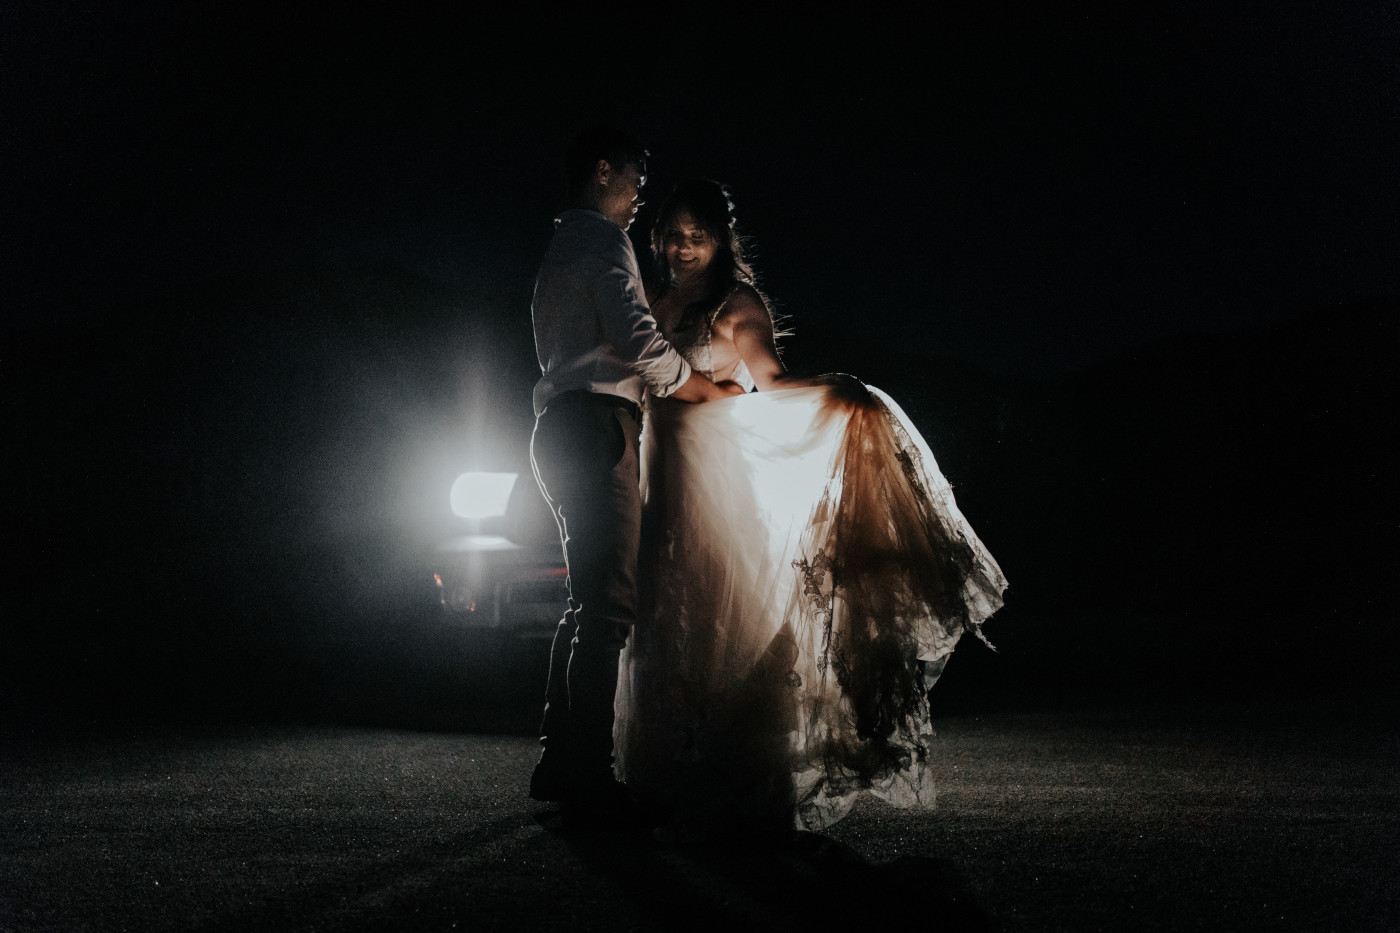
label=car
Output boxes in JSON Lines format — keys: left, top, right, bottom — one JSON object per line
{"left": 430, "top": 469, "right": 566, "bottom": 639}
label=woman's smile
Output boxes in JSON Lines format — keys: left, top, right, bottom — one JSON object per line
{"left": 663, "top": 209, "right": 716, "bottom": 279}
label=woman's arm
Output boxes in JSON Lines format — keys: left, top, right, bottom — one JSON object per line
{"left": 720, "top": 287, "right": 826, "bottom": 391}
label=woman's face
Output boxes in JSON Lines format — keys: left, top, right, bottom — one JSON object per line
{"left": 662, "top": 210, "right": 717, "bottom": 281}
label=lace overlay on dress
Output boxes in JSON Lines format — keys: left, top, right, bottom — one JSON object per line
{"left": 664, "top": 288, "right": 757, "bottom": 392}
{"left": 616, "top": 369, "right": 1006, "bottom": 835}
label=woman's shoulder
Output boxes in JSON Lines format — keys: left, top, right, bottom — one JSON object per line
{"left": 714, "top": 283, "right": 768, "bottom": 322}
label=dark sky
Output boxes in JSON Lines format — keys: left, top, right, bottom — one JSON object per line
{"left": 5, "top": 5, "right": 1397, "bottom": 721}
{"left": 7, "top": 4, "right": 1396, "bottom": 375}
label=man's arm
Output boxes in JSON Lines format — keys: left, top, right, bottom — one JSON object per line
{"left": 589, "top": 227, "right": 703, "bottom": 398}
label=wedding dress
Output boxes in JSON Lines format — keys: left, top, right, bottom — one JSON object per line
{"left": 614, "top": 304, "right": 1007, "bottom": 834}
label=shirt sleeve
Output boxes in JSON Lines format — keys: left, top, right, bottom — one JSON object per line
{"left": 589, "top": 227, "right": 693, "bottom": 398}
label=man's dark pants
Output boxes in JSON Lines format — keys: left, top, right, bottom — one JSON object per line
{"left": 530, "top": 390, "right": 642, "bottom": 787}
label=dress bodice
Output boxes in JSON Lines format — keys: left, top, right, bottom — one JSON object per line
{"left": 662, "top": 289, "right": 756, "bottom": 392}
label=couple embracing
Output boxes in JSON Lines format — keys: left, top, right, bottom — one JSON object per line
{"left": 527, "top": 127, "right": 1006, "bottom": 839}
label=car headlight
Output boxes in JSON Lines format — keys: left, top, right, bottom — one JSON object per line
{"left": 449, "top": 472, "right": 517, "bottom": 520}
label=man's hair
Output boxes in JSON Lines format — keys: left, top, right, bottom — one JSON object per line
{"left": 565, "top": 126, "right": 648, "bottom": 198}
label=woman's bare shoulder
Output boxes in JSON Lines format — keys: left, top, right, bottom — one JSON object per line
{"left": 717, "top": 284, "right": 769, "bottom": 325}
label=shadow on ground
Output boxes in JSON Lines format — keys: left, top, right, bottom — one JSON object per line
{"left": 548, "top": 824, "right": 994, "bottom": 932}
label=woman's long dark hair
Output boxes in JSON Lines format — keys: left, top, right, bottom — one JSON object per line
{"left": 650, "top": 179, "right": 788, "bottom": 337}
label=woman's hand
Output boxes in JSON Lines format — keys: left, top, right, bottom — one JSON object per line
{"left": 815, "top": 372, "right": 870, "bottom": 403}
{"left": 673, "top": 372, "right": 749, "bottom": 403}
{"left": 714, "top": 379, "right": 748, "bottom": 397}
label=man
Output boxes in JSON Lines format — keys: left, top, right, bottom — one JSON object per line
{"left": 528, "top": 127, "right": 740, "bottom": 820}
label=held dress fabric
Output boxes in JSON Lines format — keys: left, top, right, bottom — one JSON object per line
{"left": 615, "top": 325, "right": 1007, "bottom": 833}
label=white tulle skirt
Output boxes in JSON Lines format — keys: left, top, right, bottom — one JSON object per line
{"left": 615, "top": 378, "right": 1007, "bottom": 833}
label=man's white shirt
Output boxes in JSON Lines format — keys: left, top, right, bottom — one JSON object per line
{"left": 531, "top": 209, "right": 691, "bottom": 415}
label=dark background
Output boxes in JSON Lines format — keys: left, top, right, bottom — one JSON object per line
{"left": 4, "top": 4, "right": 1396, "bottom": 729}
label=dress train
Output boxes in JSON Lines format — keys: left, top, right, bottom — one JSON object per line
{"left": 615, "top": 377, "right": 1007, "bottom": 832}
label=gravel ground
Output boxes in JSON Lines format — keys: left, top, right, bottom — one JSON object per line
{"left": 2, "top": 703, "right": 1396, "bottom": 932}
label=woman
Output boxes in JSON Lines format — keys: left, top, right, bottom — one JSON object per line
{"left": 614, "top": 180, "right": 1007, "bottom": 838}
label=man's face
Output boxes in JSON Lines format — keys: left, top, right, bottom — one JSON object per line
{"left": 599, "top": 161, "right": 646, "bottom": 230}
